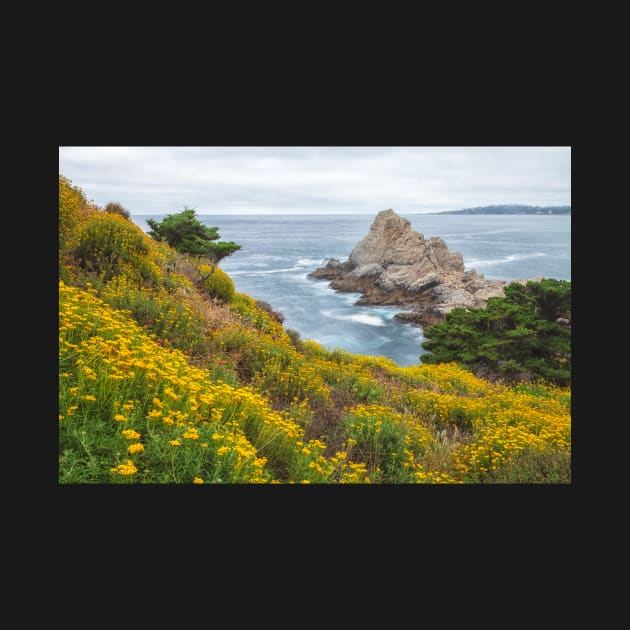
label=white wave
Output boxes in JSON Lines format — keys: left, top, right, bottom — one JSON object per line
{"left": 340, "top": 292, "right": 363, "bottom": 303}
{"left": 250, "top": 254, "right": 288, "bottom": 261}
{"left": 321, "top": 310, "right": 385, "bottom": 326}
{"left": 371, "top": 307, "right": 402, "bottom": 320}
{"left": 466, "top": 252, "right": 546, "bottom": 268}
{"left": 350, "top": 314, "right": 386, "bottom": 326}
{"left": 229, "top": 266, "right": 302, "bottom": 276}
{"left": 306, "top": 278, "right": 338, "bottom": 291}
{"left": 296, "top": 258, "right": 323, "bottom": 267}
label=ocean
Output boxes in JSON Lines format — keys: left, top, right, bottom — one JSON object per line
{"left": 133, "top": 214, "right": 571, "bottom": 367}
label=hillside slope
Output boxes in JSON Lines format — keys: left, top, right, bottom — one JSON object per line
{"left": 58, "top": 176, "right": 571, "bottom": 483}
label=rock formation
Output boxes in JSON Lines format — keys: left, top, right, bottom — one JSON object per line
{"left": 308, "top": 209, "right": 506, "bottom": 326}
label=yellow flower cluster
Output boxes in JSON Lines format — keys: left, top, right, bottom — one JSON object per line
{"left": 253, "top": 356, "right": 330, "bottom": 405}
{"left": 452, "top": 387, "right": 571, "bottom": 479}
{"left": 127, "top": 443, "right": 145, "bottom": 455}
{"left": 59, "top": 282, "right": 364, "bottom": 484}
{"left": 230, "top": 293, "right": 289, "bottom": 341}
{"left": 101, "top": 274, "right": 205, "bottom": 354}
{"left": 110, "top": 460, "right": 138, "bottom": 476}
{"left": 342, "top": 404, "right": 435, "bottom": 482}
{"left": 121, "top": 429, "right": 141, "bottom": 440}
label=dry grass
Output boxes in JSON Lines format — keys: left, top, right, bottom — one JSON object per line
{"left": 421, "top": 425, "right": 470, "bottom": 475}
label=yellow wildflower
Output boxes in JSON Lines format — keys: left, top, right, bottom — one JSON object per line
{"left": 183, "top": 428, "right": 199, "bottom": 440}
{"left": 127, "top": 443, "right": 145, "bottom": 455}
{"left": 121, "top": 429, "right": 141, "bottom": 440}
{"left": 110, "top": 460, "right": 138, "bottom": 476}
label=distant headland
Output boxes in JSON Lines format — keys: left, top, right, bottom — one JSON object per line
{"left": 428, "top": 204, "right": 571, "bottom": 215}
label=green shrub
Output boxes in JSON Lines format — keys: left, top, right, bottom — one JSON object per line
{"left": 101, "top": 276, "right": 207, "bottom": 354}
{"left": 198, "top": 265, "right": 235, "bottom": 302}
{"left": 422, "top": 279, "right": 571, "bottom": 386}
{"left": 71, "top": 213, "right": 152, "bottom": 282}
{"left": 146, "top": 208, "right": 240, "bottom": 264}
{"left": 491, "top": 448, "right": 571, "bottom": 483}
{"left": 340, "top": 405, "right": 435, "bottom": 483}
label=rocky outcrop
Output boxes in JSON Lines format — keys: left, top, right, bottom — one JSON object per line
{"left": 308, "top": 209, "right": 506, "bottom": 326}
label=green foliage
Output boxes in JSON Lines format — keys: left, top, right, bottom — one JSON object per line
{"left": 146, "top": 208, "right": 241, "bottom": 265}
{"left": 71, "top": 213, "right": 153, "bottom": 282}
{"left": 104, "top": 202, "right": 131, "bottom": 220}
{"left": 421, "top": 279, "right": 571, "bottom": 386}
{"left": 490, "top": 448, "right": 571, "bottom": 483}
{"left": 101, "top": 276, "right": 207, "bottom": 354}
{"left": 198, "top": 264, "right": 235, "bottom": 302}
{"left": 59, "top": 176, "right": 571, "bottom": 485}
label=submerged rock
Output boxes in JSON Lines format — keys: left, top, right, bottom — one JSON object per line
{"left": 308, "top": 209, "right": 507, "bottom": 326}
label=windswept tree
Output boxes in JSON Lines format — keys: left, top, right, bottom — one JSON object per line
{"left": 147, "top": 208, "right": 241, "bottom": 268}
{"left": 421, "top": 279, "right": 571, "bottom": 386}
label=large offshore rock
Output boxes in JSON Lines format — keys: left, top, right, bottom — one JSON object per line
{"left": 309, "top": 209, "right": 510, "bottom": 326}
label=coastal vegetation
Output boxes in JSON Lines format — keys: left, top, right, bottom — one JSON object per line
{"left": 421, "top": 279, "right": 571, "bottom": 386}
{"left": 58, "top": 175, "right": 571, "bottom": 484}
{"left": 146, "top": 208, "right": 241, "bottom": 267}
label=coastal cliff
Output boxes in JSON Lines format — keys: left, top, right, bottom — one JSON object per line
{"left": 309, "top": 209, "right": 506, "bottom": 326}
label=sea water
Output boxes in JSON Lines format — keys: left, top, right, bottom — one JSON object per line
{"left": 133, "top": 214, "right": 571, "bottom": 367}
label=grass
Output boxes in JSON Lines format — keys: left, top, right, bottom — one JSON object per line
{"left": 58, "top": 175, "right": 571, "bottom": 484}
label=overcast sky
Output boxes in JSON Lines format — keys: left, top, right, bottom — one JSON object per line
{"left": 58, "top": 146, "right": 571, "bottom": 215}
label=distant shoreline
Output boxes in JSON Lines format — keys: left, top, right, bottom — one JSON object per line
{"left": 428, "top": 204, "right": 570, "bottom": 216}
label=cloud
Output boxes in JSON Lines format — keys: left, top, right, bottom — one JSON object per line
{"left": 58, "top": 146, "right": 571, "bottom": 215}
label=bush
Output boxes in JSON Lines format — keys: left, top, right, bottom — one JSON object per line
{"left": 104, "top": 202, "right": 131, "bottom": 220}
{"left": 342, "top": 405, "right": 431, "bottom": 483}
{"left": 71, "top": 213, "right": 153, "bottom": 282}
{"left": 491, "top": 448, "right": 571, "bottom": 483}
{"left": 422, "top": 279, "right": 571, "bottom": 386}
{"left": 146, "top": 208, "right": 240, "bottom": 265}
{"left": 101, "top": 276, "right": 207, "bottom": 354}
{"left": 198, "top": 264, "right": 235, "bottom": 302}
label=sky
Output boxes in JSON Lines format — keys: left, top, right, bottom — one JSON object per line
{"left": 58, "top": 146, "right": 571, "bottom": 215}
